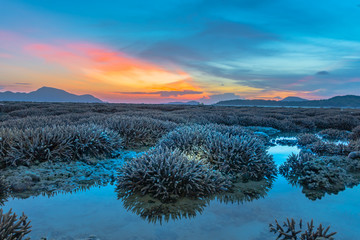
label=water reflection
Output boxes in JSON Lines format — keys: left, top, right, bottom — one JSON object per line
{"left": 117, "top": 179, "right": 273, "bottom": 224}
{"left": 2, "top": 139, "right": 360, "bottom": 239}
{"left": 119, "top": 193, "right": 209, "bottom": 224}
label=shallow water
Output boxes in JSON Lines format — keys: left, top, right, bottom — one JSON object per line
{"left": 3, "top": 144, "right": 360, "bottom": 240}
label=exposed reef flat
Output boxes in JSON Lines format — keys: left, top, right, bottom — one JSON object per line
{"left": 1, "top": 151, "right": 139, "bottom": 199}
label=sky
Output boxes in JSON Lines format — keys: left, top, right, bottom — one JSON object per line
{"left": 0, "top": 0, "right": 360, "bottom": 103}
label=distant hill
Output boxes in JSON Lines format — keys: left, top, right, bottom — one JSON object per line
{"left": 216, "top": 95, "right": 360, "bottom": 108}
{"left": 281, "top": 96, "right": 308, "bottom": 102}
{"left": 166, "top": 101, "right": 200, "bottom": 105}
{"left": 0, "top": 87, "right": 103, "bottom": 103}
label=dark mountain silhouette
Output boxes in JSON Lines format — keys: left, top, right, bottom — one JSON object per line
{"left": 166, "top": 100, "right": 200, "bottom": 105}
{"left": 281, "top": 96, "right": 308, "bottom": 102}
{"left": 216, "top": 95, "right": 360, "bottom": 108}
{"left": 0, "top": 87, "right": 103, "bottom": 103}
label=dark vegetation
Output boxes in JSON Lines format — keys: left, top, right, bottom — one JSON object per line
{"left": 269, "top": 218, "right": 336, "bottom": 239}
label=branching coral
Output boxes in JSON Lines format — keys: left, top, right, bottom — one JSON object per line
{"left": 318, "top": 128, "right": 350, "bottom": 141}
{"left": 280, "top": 152, "right": 359, "bottom": 200}
{"left": 269, "top": 218, "right": 336, "bottom": 240}
{"left": 116, "top": 146, "right": 231, "bottom": 202}
{"left": 0, "top": 208, "right": 31, "bottom": 240}
{"left": 199, "top": 132, "right": 276, "bottom": 180}
{"left": 297, "top": 133, "right": 319, "bottom": 146}
{"left": 104, "top": 116, "right": 177, "bottom": 149}
{"left": 0, "top": 124, "right": 122, "bottom": 168}
{"left": 158, "top": 124, "right": 276, "bottom": 181}
{"left": 350, "top": 125, "right": 360, "bottom": 140}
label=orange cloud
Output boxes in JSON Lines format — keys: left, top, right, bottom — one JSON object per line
{"left": 25, "top": 42, "right": 195, "bottom": 94}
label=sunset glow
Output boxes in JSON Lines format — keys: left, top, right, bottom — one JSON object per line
{"left": 1, "top": 0, "right": 360, "bottom": 103}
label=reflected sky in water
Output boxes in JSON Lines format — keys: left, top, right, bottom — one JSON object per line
{"left": 3, "top": 144, "right": 360, "bottom": 240}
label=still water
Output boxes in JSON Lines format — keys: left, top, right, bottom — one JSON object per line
{"left": 3, "top": 144, "right": 360, "bottom": 240}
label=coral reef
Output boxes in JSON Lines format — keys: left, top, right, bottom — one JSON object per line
{"left": 280, "top": 152, "right": 360, "bottom": 200}
{"left": 269, "top": 218, "right": 336, "bottom": 240}
{"left": 1, "top": 151, "right": 138, "bottom": 199}
{"left": 117, "top": 147, "right": 231, "bottom": 202}
{"left": 318, "top": 128, "right": 350, "bottom": 141}
{"left": 199, "top": 132, "right": 276, "bottom": 180}
{"left": 158, "top": 124, "right": 277, "bottom": 181}
{"left": 350, "top": 125, "right": 360, "bottom": 140}
{"left": 297, "top": 133, "right": 319, "bottom": 146}
{"left": 1, "top": 102, "right": 360, "bottom": 133}
{"left": 0, "top": 124, "right": 123, "bottom": 168}
{"left": 0, "top": 208, "right": 31, "bottom": 240}
{"left": 102, "top": 116, "right": 178, "bottom": 149}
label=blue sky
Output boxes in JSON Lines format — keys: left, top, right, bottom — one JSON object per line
{"left": 0, "top": 0, "right": 359, "bottom": 103}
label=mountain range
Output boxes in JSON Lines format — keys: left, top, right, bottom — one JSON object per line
{"left": 0, "top": 87, "right": 102, "bottom": 103}
{"left": 1, "top": 87, "right": 359, "bottom": 107}
{"left": 216, "top": 95, "right": 360, "bottom": 108}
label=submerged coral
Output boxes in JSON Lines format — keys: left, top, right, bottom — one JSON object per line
{"left": 0, "top": 208, "right": 31, "bottom": 240}
{"left": 269, "top": 218, "right": 336, "bottom": 240}
{"left": 117, "top": 147, "right": 231, "bottom": 202}
{"left": 1, "top": 151, "right": 138, "bottom": 199}
{"left": 216, "top": 179, "right": 272, "bottom": 204}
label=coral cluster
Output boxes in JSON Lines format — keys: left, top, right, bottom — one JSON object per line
{"left": 280, "top": 152, "right": 360, "bottom": 199}
{"left": 296, "top": 132, "right": 360, "bottom": 156}
{"left": 2, "top": 101, "right": 360, "bottom": 134}
{"left": 103, "top": 116, "right": 177, "bottom": 149}
{"left": 318, "top": 128, "right": 350, "bottom": 141}
{"left": 297, "top": 133, "right": 320, "bottom": 146}
{"left": 0, "top": 208, "right": 31, "bottom": 240}
{"left": 117, "top": 124, "right": 276, "bottom": 203}
{"left": 350, "top": 125, "right": 360, "bottom": 140}
{"left": 0, "top": 124, "right": 122, "bottom": 168}
{"left": 158, "top": 124, "right": 277, "bottom": 181}
{"left": 269, "top": 218, "right": 336, "bottom": 240}
{"left": 117, "top": 146, "right": 231, "bottom": 202}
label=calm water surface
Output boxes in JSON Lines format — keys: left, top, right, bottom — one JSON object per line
{"left": 3, "top": 144, "right": 360, "bottom": 240}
